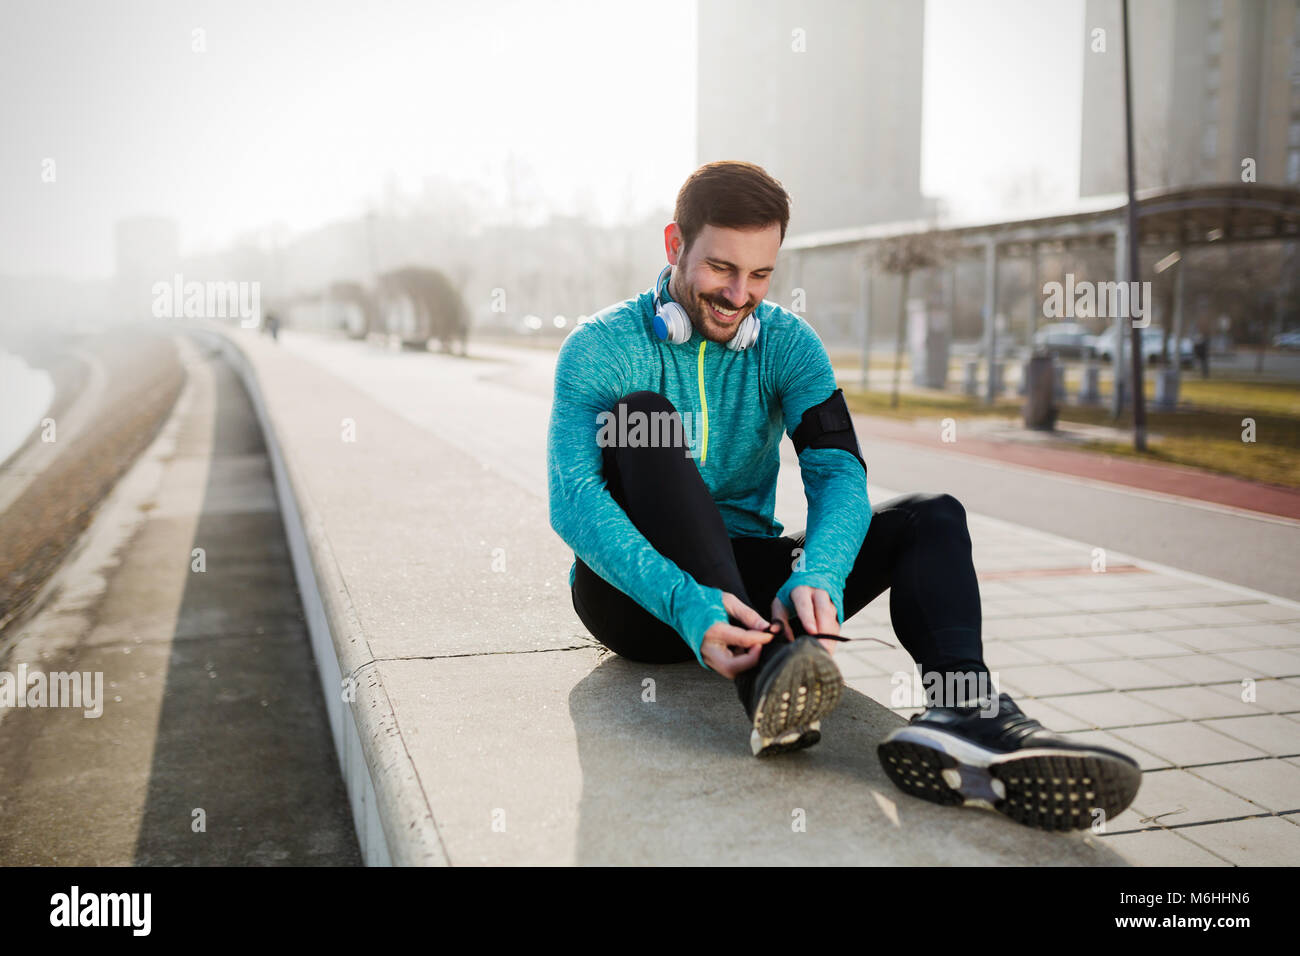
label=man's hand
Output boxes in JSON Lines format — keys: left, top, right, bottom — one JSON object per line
{"left": 771, "top": 585, "right": 841, "bottom": 655}
{"left": 701, "top": 592, "right": 778, "bottom": 679}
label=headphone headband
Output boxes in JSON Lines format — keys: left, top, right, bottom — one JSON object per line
{"left": 653, "top": 264, "right": 673, "bottom": 311}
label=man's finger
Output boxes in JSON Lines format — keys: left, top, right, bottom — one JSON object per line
{"left": 712, "top": 623, "right": 773, "bottom": 649}
{"left": 721, "top": 592, "right": 770, "bottom": 632}
{"left": 721, "top": 642, "right": 763, "bottom": 677}
{"left": 791, "top": 586, "right": 818, "bottom": 637}
{"left": 703, "top": 640, "right": 762, "bottom": 679}
{"left": 769, "top": 597, "right": 792, "bottom": 640}
{"left": 812, "top": 589, "right": 840, "bottom": 635}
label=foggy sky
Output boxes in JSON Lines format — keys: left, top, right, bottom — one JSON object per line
{"left": 1, "top": 0, "right": 1084, "bottom": 279}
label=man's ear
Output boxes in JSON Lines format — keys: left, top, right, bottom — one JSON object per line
{"left": 664, "top": 223, "right": 685, "bottom": 266}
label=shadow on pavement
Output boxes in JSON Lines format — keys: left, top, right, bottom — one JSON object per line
{"left": 568, "top": 655, "right": 1130, "bottom": 865}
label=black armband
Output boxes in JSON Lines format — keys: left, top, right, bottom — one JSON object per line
{"left": 791, "top": 388, "right": 866, "bottom": 475}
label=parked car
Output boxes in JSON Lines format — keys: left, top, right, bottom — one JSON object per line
{"left": 1272, "top": 331, "right": 1300, "bottom": 350}
{"left": 1032, "top": 322, "right": 1092, "bottom": 359}
{"left": 1090, "top": 326, "right": 1193, "bottom": 367}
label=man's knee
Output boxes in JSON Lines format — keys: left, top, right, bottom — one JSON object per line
{"left": 603, "top": 391, "right": 690, "bottom": 453}
{"left": 921, "top": 492, "right": 967, "bottom": 526}
{"left": 615, "top": 390, "right": 679, "bottom": 416}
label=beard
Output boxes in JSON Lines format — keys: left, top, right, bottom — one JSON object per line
{"left": 675, "top": 277, "right": 755, "bottom": 344}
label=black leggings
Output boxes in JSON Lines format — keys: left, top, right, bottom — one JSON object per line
{"left": 570, "top": 392, "right": 989, "bottom": 688}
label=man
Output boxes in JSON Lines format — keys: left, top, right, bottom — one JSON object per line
{"left": 546, "top": 161, "right": 1141, "bottom": 832}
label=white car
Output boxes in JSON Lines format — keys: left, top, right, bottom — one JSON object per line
{"left": 1033, "top": 322, "right": 1092, "bottom": 359}
{"left": 1090, "top": 326, "right": 1193, "bottom": 367}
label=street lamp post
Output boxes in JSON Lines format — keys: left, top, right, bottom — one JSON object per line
{"left": 1122, "top": 0, "right": 1148, "bottom": 450}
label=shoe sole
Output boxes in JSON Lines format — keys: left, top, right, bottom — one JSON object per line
{"left": 749, "top": 640, "right": 843, "bottom": 757}
{"left": 876, "top": 725, "right": 1142, "bottom": 831}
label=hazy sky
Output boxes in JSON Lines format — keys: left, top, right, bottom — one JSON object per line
{"left": 1, "top": 0, "right": 1085, "bottom": 279}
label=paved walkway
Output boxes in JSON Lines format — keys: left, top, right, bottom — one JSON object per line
{"left": 212, "top": 327, "right": 1299, "bottom": 865}
{"left": 0, "top": 335, "right": 361, "bottom": 865}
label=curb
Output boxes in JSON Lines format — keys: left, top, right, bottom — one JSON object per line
{"left": 189, "top": 324, "right": 448, "bottom": 867}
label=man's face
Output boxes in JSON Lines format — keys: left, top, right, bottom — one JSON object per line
{"left": 666, "top": 222, "right": 781, "bottom": 344}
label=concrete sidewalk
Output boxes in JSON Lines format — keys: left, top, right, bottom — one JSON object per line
{"left": 199, "top": 325, "right": 1300, "bottom": 865}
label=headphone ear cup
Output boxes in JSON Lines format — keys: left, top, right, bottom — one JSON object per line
{"left": 726, "top": 314, "right": 761, "bottom": 351}
{"left": 655, "top": 301, "right": 691, "bottom": 344}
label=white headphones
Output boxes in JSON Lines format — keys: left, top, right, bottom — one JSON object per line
{"left": 652, "top": 265, "right": 760, "bottom": 351}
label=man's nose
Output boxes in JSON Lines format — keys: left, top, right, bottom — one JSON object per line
{"left": 724, "top": 278, "right": 747, "bottom": 307}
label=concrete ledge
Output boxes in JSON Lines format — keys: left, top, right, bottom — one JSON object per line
{"left": 190, "top": 324, "right": 446, "bottom": 866}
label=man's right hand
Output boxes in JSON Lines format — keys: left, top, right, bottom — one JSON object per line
{"left": 700, "top": 592, "right": 779, "bottom": 679}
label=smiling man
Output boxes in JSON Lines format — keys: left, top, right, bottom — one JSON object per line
{"left": 546, "top": 161, "right": 1141, "bottom": 831}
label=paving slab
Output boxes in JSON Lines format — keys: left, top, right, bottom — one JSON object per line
{"left": 1111, "top": 722, "right": 1269, "bottom": 767}
{"left": 1049, "top": 691, "right": 1184, "bottom": 729}
{"left": 1128, "top": 769, "right": 1268, "bottom": 825}
{"left": 1173, "top": 816, "right": 1300, "bottom": 866}
{"left": 1095, "top": 827, "right": 1232, "bottom": 865}
{"left": 1189, "top": 759, "right": 1300, "bottom": 813}
{"left": 1069, "top": 659, "right": 1190, "bottom": 691}
{"left": 1205, "top": 678, "right": 1300, "bottom": 712}
{"left": 1129, "top": 685, "right": 1269, "bottom": 721}
{"left": 1200, "top": 715, "right": 1300, "bottom": 755}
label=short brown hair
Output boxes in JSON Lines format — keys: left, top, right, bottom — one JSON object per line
{"left": 674, "top": 161, "right": 790, "bottom": 254}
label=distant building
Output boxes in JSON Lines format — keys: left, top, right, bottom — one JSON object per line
{"left": 1080, "top": 0, "right": 1300, "bottom": 194}
{"left": 696, "top": 0, "right": 933, "bottom": 236}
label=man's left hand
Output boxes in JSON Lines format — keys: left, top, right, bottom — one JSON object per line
{"left": 771, "top": 585, "right": 841, "bottom": 655}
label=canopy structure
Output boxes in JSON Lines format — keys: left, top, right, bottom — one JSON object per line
{"left": 781, "top": 184, "right": 1300, "bottom": 406}
{"left": 783, "top": 184, "right": 1300, "bottom": 257}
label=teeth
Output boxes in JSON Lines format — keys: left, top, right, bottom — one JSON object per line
{"left": 711, "top": 302, "right": 738, "bottom": 316}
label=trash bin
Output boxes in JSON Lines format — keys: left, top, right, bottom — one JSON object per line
{"left": 1154, "top": 368, "right": 1180, "bottom": 409}
{"left": 1023, "top": 352, "right": 1057, "bottom": 430}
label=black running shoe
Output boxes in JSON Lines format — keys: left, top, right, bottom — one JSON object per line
{"left": 876, "top": 692, "right": 1142, "bottom": 831}
{"left": 736, "top": 635, "right": 843, "bottom": 757}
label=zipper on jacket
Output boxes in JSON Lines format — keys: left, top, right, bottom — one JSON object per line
{"left": 696, "top": 340, "right": 709, "bottom": 464}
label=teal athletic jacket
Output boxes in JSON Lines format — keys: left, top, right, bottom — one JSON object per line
{"left": 546, "top": 272, "right": 872, "bottom": 669}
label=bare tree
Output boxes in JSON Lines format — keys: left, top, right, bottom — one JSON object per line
{"left": 872, "top": 232, "right": 959, "bottom": 408}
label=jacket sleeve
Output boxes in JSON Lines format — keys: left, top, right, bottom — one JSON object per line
{"left": 546, "top": 323, "right": 730, "bottom": 668}
{"left": 771, "top": 318, "right": 871, "bottom": 623}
